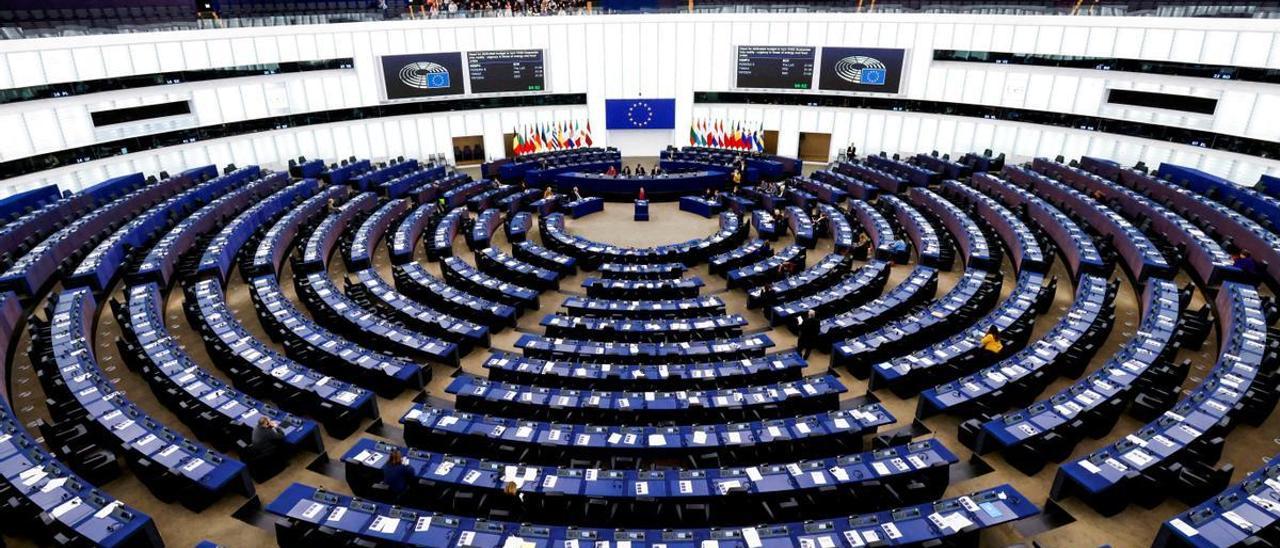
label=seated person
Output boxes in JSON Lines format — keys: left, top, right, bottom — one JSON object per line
{"left": 543, "top": 186, "right": 555, "bottom": 200}
{"left": 852, "top": 232, "right": 872, "bottom": 260}
{"left": 571, "top": 186, "right": 584, "bottom": 201}
{"left": 652, "top": 164, "right": 662, "bottom": 175}
{"left": 814, "top": 210, "right": 830, "bottom": 235}
{"left": 980, "top": 326, "right": 1004, "bottom": 355}
{"left": 248, "top": 416, "right": 285, "bottom": 460}
{"left": 1233, "top": 249, "right": 1258, "bottom": 276}
{"left": 382, "top": 448, "right": 414, "bottom": 498}
{"left": 622, "top": 165, "right": 633, "bottom": 176}
{"left": 635, "top": 164, "right": 647, "bottom": 176}
{"left": 704, "top": 187, "right": 717, "bottom": 200}
{"left": 605, "top": 165, "right": 618, "bottom": 177}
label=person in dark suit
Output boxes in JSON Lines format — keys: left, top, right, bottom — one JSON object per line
{"left": 622, "top": 165, "right": 632, "bottom": 176}
{"left": 796, "top": 310, "right": 819, "bottom": 359}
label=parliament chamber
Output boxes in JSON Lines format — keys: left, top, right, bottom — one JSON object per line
{"left": 0, "top": 1, "right": 1279, "bottom": 547}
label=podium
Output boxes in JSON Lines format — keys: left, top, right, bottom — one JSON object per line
{"left": 634, "top": 200, "right": 649, "bottom": 221}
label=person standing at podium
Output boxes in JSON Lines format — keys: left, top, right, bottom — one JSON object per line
{"left": 637, "top": 187, "right": 647, "bottom": 201}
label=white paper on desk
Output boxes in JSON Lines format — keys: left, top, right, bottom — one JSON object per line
{"left": 810, "top": 471, "right": 827, "bottom": 485}
{"left": 369, "top": 516, "right": 401, "bottom": 534}
{"left": 301, "top": 502, "right": 324, "bottom": 520}
{"left": 745, "top": 467, "right": 764, "bottom": 482}
{"left": 871, "top": 462, "right": 891, "bottom": 476}
{"left": 40, "top": 477, "right": 68, "bottom": 493}
{"left": 829, "top": 467, "right": 850, "bottom": 482}
{"left": 327, "top": 507, "right": 347, "bottom": 522}
{"left": 741, "top": 527, "right": 763, "bottom": 548}
{"left": 649, "top": 434, "right": 667, "bottom": 446}
{"left": 693, "top": 431, "right": 708, "bottom": 444}
{"left": 20, "top": 468, "right": 48, "bottom": 487}
{"left": 51, "top": 497, "right": 82, "bottom": 519}
{"left": 182, "top": 458, "right": 205, "bottom": 473}
{"left": 462, "top": 470, "right": 481, "bottom": 484}
{"left": 944, "top": 511, "right": 974, "bottom": 531}
{"left": 1167, "top": 518, "right": 1198, "bottom": 537}
{"left": 607, "top": 433, "right": 623, "bottom": 444}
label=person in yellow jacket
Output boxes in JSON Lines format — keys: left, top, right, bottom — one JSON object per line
{"left": 980, "top": 325, "right": 1004, "bottom": 354}
{"left": 731, "top": 168, "right": 743, "bottom": 187}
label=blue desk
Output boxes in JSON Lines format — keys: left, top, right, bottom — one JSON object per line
{"left": 970, "top": 172, "right": 1105, "bottom": 280}
{"left": 825, "top": 265, "right": 940, "bottom": 354}
{"left": 560, "top": 294, "right": 725, "bottom": 319}
{"left": 266, "top": 481, "right": 1035, "bottom": 547}
{"left": 305, "top": 192, "right": 378, "bottom": 271}
{"left": 401, "top": 402, "right": 894, "bottom": 466}
{"left": 392, "top": 262, "right": 517, "bottom": 330}
{"left": 599, "top": 261, "right": 685, "bottom": 280}
{"left": 441, "top": 256, "right": 540, "bottom": 312}
{"left": 346, "top": 197, "right": 409, "bottom": 271}
{"left": 340, "top": 437, "right": 955, "bottom": 522}
{"left": 540, "top": 312, "right": 747, "bottom": 342}
{"left": 1050, "top": 281, "right": 1267, "bottom": 515}
{"left": 249, "top": 275, "right": 427, "bottom": 396}
{"left": 918, "top": 274, "right": 1112, "bottom": 419}
{"left": 680, "top": 196, "right": 720, "bottom": 217}
{"left": 512, "top": 240, "right": 578, "bottom": 276}
{"left": 566, "top": 197, "right": 604, "bottom": 218}
{"left": 447, "top": 370, "right": 839, "bottom": 424}
{"left": 296, "top": 271, "right": 460, "bottom": 366}
{"left": 483, "top": 350, "right": 804, "bottom": 390}
{"left": 942, "top": 180, "right": 1047, "bottom": 274}
{"left": 582, "top": 276, "right": 703, "bottom": 300}
{"left": 1154, "top": 454, "right": 1280, "bottom": 548}
{"left": 43, "top": 288, "right": 252, "bottom": 510}
{"left": 513, "top": 333, "right": 775, "bottom": 365}
{"left": 1159, "top": 163, "right": 1280, "bottom": 231}
{"left": 770, "top": 260, "right": 890, "bottom": 326}
{"left": 349, "top": 268, "right": 489, "bottom": 354}
{"left": 189, "top": 279, "right": 379, "bottom": 437}
{"left": 550, "top": 171, "right": 730, "bottom": 202}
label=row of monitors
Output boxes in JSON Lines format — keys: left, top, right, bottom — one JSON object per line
{"left": 380, "top": 46, "right": 906, "bottom": 101}
{"left": 382, "top": 50, "right": 545, "bottom": 100}
{"left": 736, "top": 46, "right": 906, "bottom": 94}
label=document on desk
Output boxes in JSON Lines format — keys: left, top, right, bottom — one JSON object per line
{"left": 369, "top": 516, "right": 400, "bottom": 534}
{"left": 741, "top": 527, "right": 763, "bottom": 548}
{"left": 51, "top": 497, "right": 83, "bottom": 519}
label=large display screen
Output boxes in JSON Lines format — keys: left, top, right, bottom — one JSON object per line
{"left": 381, "top": 52, "right": 466, "bottom": 100}
{"left": 467, "top": 49, "right": 546, "bottom": 94}
{"left": 818, "top": 47, "right": 906, "bottom": 94}
{"left": 736, "top": 46, "right": 816, "bottom": 90}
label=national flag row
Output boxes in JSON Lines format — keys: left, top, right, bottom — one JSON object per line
{"left": 689, "top": 119, "right": 766, "bottom": 152}
{"left": 512, "top": 121, "right": 594, "bottom": 156}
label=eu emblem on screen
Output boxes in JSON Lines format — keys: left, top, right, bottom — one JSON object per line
{"left": 381, "top": 52, "right": 465, "bottom": 99}
{"left": 399, "top": 62, "right": 452, "bottom": 89}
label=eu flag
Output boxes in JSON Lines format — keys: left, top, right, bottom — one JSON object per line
{"left": 605, "top": 99, "right": 677, "bottom": 129}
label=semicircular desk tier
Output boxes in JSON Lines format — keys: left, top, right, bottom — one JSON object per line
{"left": 0, "top": 146, "right": 1276, "bottom": 548}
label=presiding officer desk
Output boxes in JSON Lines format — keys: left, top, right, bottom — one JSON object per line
{"left": 266, "top": 481, "right": 1036, "bottom": 547}
{"left": 552, "top": 170, "right": 729, "bottom": 201}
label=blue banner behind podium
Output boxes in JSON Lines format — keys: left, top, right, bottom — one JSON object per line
{"left": 605, "top": 98, "right": 677, "bottom": 129}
